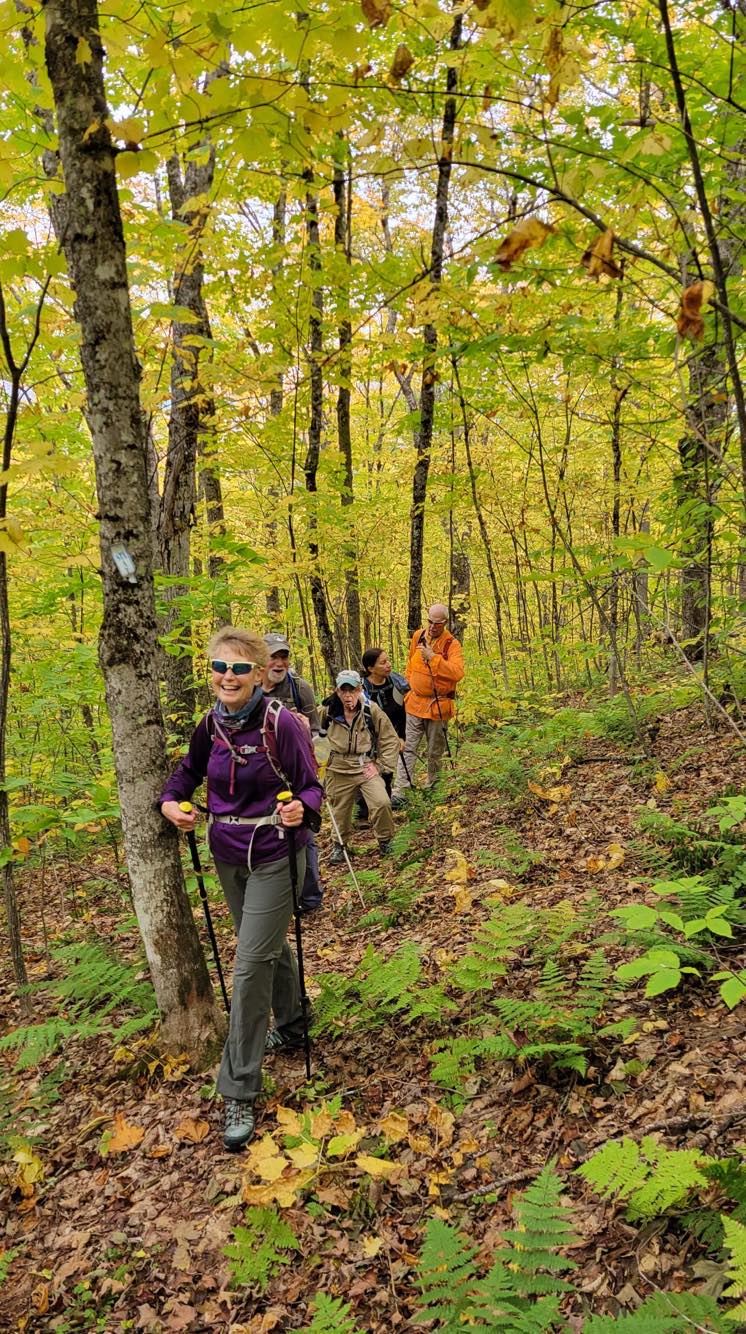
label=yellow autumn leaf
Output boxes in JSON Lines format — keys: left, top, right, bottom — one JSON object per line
{"left": 427, "top": 1102, "right": 455, "bottom": 1147}
{"left": 528, "top": 781, "right": 572, "bottom": 803}
{"left": 582, "top": 227, "right": 622, "bottom": 280}
{"left": 606, "top": 842, "right": 625, "bottom": 870}
{"left": 362, "top": 1235, "right": 383, "bottom": 1257}
{"left": 75, "top": 37, "right": 93, "bottom": 65}
{"left": 105, "top": 1113, "right": 145, "bottom": 1154}
{"left": 584, "top": 855, "right": 606, "bottom": 873}
{"left": 451, "top": 885, "right": 474, "bottom": 913}
{"left": 14, "top": 836, "right": 30, "bottom": 856}
{"left": 332, "top": 1109, "right": 358, "bottom": 1136}
{"left": 276, "top": 1105, "right": 303, "bottom": 1136}
{"left": 287, "top": 1142, "right": 318, "bottom": 1169}
{"left": 487, "top": 878, "right": 514, "bottom": 899}
{"left": 378, "top": 1111, "right": 409, "bottom": 1143}
{"left": 355, "top": 1153, "right": 401, "bottom": 1180}
{"left": 654, "top": 771, "right": 670, "bottom": 793}
{"left": 174, "top": 1117, "right": 210, "bottom": 1144}
{"left": 310, "top": 1109, "right": 334, "bottom": 1139}
{"left": 428, "top": 1169, "right": 453, "bottom": 1196}
{"left": 243, "top": 1169, "right": 313, "bottom": 1208}
{"left": 13, "top": 1145, "right": 45, "bottom": 1188}
{"left": 5, "top": 516, "right": 24, "bottom": 547}
{"left": 444, "top": 848, "right": 470, "bottom": 884}
{"left": 408, "top": 1131, "right": 431, "bottom": 1154}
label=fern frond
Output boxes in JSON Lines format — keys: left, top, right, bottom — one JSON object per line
{"left": 414, "top": 1217, "right": 479, "bottom": 1331}
{"left": 579, "top": 1137, "right": 711, "bottom": 1220}
{"left": 224, "top": 1207, "right": 299, "bottom": 1290}
{"left": 583, "top": 1290, "right": 729, "bottom": 1331}
{"left": 301, "top": 1294, "right": 363, "bottom": 1334}
{"left": 722, "top": 1214, "right": 746, "bottom": 1319}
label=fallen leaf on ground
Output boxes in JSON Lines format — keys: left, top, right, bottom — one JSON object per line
{"left": 174, "top": 1117, "right": 210, "bottom": 1144}
{"left": 104, "top": 1113, "right": 145, "bottom": 1155}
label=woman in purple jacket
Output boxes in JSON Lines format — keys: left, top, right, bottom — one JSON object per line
{"left": 160, "top": 626, "right": 323, "bottom": 1151}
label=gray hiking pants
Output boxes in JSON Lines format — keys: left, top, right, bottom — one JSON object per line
{"left": 392, "top": 715, "right": 447, "bottom": 795}
{"left": 215, "top": 850, "right": 306, "bottom": 1103}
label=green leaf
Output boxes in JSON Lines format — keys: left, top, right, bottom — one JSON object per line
{"left": 645, "top": 968, "right": 682, "bottom": 997}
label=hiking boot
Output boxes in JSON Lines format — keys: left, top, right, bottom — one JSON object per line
{"left": 265, "top": 1026, "right": 306, "bottom": 1054}
{"left": 391, "top": 794, "right": 408, "bottom": 810}
{"left": 329, "top": 843, "right": 347, "bottom": 865}
{"left": 299, "top": 899, "right": 322, "bottom": 916}
{"left": 223, "top": 1098, "right": 255, "bottom": 1152}
{"left": 378, "top": 839, "right": 394, "bottom": 855}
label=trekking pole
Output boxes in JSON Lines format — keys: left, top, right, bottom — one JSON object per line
{"left": 178, "top": 802, "right": 230, "bottom": 1014}
{"left": 277, "top": 791, "right": 312, "bottom": 1080}
{"left": 323, "top": 795, "right": 366, "bottom": 909}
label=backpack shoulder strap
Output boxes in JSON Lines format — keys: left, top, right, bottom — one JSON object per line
{"left": 287, "top": 670, "right": 302, "bottom": 711}
{"left": 363, "top": 702, "right": 378, "bottom": 758}
{"left": 261, "top": 698, "right": 291, "bottom": 785}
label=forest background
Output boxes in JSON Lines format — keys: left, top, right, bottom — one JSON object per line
{"left": 1, "top": 0, "right": 746, "bottom": 1326}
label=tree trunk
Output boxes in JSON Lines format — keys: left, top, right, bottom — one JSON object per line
{"left": 265, "top": 188, "right": 286, "bottom": 619}
{"left": 406, "top": 15, "right": 462, "bottom": 636}
{"left": 303, "top": 185, "right": 337, "bottom": 679}
{"left": 333, "top": 151, "right": 362, "bottom": 664}
{"left": 158, "top": 148, "right": 218, "bottom": 738}
{"left": 676, "top": 341, "right": 724, "bottom": 659}
{"left": 43, "top": 0, "right": 224, "bottom": 1060}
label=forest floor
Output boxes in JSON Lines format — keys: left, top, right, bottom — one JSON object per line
{"left": 2, "top": 678, "right": 746, "bottom": 1331}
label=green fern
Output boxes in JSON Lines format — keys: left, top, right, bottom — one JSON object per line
{"left": 0, "top": 942, "right": 156, "bottom": 1071}
{"left": 583, "top": 1291, "right": 729, "bottom": 1331}
{"left": 224, "top": 1207, "right": 299, "bottom": 1290}
{"left": 415, "top": 1166, "right": 575, "bottom": 1331}
{"left": 579, "top": 1136, "right": 712, "bottom": 1220}
{"left": 722, "top": 1214, "right": 746, "bottom": 1320}
{"left": 414, "top": 1216, "right": 480, "bottom": 1330}
{"left": 300, "top": 1294, "right": 363, "bottom": 1334}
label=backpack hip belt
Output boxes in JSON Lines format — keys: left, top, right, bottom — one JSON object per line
{"left": 210, "top": 813, "right": 282, "bottom": 828}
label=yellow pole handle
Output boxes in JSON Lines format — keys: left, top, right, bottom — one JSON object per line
{"left": 179, "top": 801, "right": 194, "bottom": 813}
{"left": 277, "top": 790, "right": 293, "bottom": 802}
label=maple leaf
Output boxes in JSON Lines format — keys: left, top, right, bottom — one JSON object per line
{"left": 495, "top": 217, "right": 553, "bottom": 270}
{"left": 104, "top": 1113, "right": 145, "bottom": 1154}
{"left": 677, "top": 281, "right": 714, "bottom": 341}
{"left": 361, "top": 0, "right": 390, "bottom": 27}
{"left": 276, "top": 1105, "right": 303, "bottom": 1136}
{"left": 582, "top": 228, "right": 622, "bottom": 280}
{"left": 390, "top": 44, "right": 414, "bottom": 83}
{"left": 174, "top": 1116, "right": 210, "bottom": 1144}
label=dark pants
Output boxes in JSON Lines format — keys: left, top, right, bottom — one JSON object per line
{"left": 300, "top": 834, "right": 323, "bottom": 911}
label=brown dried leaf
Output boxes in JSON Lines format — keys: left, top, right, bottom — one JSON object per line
{"left": 105, "top": 1113, "right": 145, "bottom": 1155}
{"left": 361, "top": 0, "right": 391, "bottom": 27}
{"left": 677, "top": 281, "right": 714, "bottom": 341}
{"left": 582, "top": 227, "right": 622, "bottom": 280}
{"left": 495, "top": 217, "right": 553, "bottom": 271}
{"left": 174, "top": 1117, "right": 210, "bottom": 1144}
{"left": 390, "top": 44, "right": 414, "bottom": 83}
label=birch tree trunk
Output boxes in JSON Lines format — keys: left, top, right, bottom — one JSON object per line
{"left": 43, "top": 0, "right": 224, "bottom": 1059}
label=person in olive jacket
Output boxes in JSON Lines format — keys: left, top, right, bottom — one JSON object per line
{"left": 319, "top": 670, "right": 400, "bottom": 864}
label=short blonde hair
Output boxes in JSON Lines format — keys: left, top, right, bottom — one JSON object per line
{"left": 207, "top": 626, "right": 269, "bottom": 667}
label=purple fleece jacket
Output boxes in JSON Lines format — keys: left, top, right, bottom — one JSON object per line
{"left": 160, "top": 704, "right": 323, "bottom": 868}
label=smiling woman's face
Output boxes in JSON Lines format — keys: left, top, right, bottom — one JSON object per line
{"left": 210, "top": 652, "right": 264, "bottom": 713}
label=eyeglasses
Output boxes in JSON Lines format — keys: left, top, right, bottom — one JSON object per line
{"left": 210, "top": 659, "right": 259, "bottom": 676}
{"left": 427, "top": 619, "right": 446, "bottom": 627}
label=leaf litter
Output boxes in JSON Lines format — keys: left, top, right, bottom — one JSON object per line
{"left": 1, "top": 696, "right": 746, "bottom": 1327}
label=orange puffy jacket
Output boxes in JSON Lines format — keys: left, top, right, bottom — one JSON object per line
{"left": 404, "top": 628, "right": 464, "bottom": 722}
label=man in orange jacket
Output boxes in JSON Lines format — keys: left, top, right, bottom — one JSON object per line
{"left": 391, "top": 603, "right": 464, "bottom": 805}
